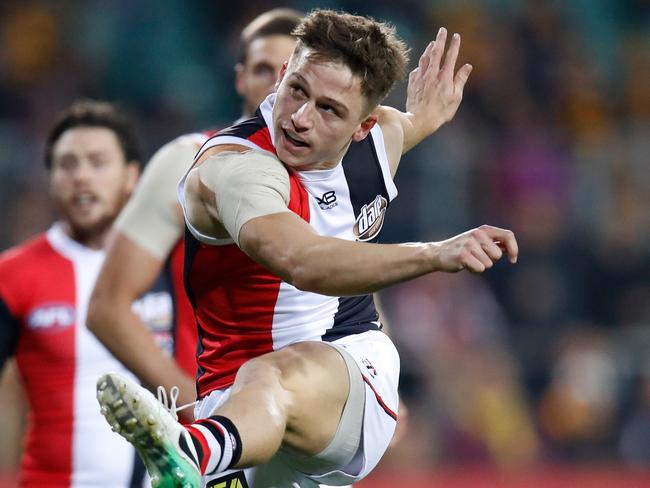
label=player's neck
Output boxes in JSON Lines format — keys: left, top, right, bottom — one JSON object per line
{"left": 292, "top": 141, "right": 351, "bottom": 172}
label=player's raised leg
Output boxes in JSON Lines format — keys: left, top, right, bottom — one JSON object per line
{"left": 98, "top": 341, "right": 351, "bottom": 486}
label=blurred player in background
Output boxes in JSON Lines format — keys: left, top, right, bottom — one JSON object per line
{"left": 0, "top": 100, "right": 159, "bottom": 487}
{"left": 87, "top": 8, "right": 302, "bottom": 410}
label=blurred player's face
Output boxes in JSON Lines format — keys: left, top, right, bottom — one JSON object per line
{"left": 272, "top": 48, "right": 377, "bottom": 170}
{"left": 236, "top": 34, "right": 297, "bottom": 117}
{"left": 49, "top": 127, "right": 138, "bottom": 247}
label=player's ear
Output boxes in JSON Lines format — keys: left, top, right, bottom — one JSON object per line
{"left": 234, "top": 63, "right": 245, "bottom": 97}
{"left": 275, "top": 61, "right": 288, "bottom": 91}
{"left": 352, "top": 114, "right": 377, "bottom": 142}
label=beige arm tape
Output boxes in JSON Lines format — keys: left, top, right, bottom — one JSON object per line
{"left": 197, "top": 150, "right": 291, "bottom": 246}
{"left": 115, "top": 137, "right": 200, "bottom": 259}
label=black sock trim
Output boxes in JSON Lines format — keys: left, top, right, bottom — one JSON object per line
{"left": 211, "top": 415, "right": 243, "bottom": 469}
{"left": 195, "top": 418, "right": 226, "bottom": 453}
{"left": 195, "top": 418, "right": 227, "bottom": 476}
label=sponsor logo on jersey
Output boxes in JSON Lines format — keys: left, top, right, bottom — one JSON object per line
{"left": 207, "top": 470, "right": 249, "bottom": 488}
{"left": 316, "top": 190, "right": 338, "bottom": 210}
{"left": 26, "top": 303, "right": 76, "bottom": 332}
{"left": 353, "top": 195, "right": 387, "bottom": 241}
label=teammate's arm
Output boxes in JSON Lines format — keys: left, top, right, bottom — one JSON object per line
{"left": 88, "top": 235, "right": 196, "bottom": 410}
{"left": 186, "top": 148, "right": 517, "bottom": 298}
{"left": 376, "top": 27, "right": 472, "bottom": 176}
{"left": 88, "top": 138, "right": 198, "bottom": 410}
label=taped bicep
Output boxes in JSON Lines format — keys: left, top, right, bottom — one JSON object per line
{"left": 200, "top": 151, "right": 291, "bottom": 246}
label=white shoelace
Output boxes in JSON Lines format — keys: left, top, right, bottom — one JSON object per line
{"left": 156, "top": 385, "right": 198, "bottom": 421}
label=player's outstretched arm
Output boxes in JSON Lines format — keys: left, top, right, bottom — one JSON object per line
{"left": 186, "top": 149, "right": 517, "bottom": 296}
{"left": 240, "top": 215, "right": 518, "bottom": 296}
{"left": 378, "top": 27, "right": 472, "bottom": 175}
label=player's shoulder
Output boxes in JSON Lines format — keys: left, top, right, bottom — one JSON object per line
{"left": 215, "top": 113, "right": 268, "bottom": 140}
{"left": 374, "top": 105, "right": 403, "bottom": 130}
{"left": 205, "top": 149, "right": 286, "bottom": 176}
{"left": 0, "top": 233, "right": 51, "bottom": 273}
{"left": 196, "top": 149, "right": 288, "bottom": 203}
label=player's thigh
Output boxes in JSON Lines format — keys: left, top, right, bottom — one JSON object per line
{"left": 249, "top": 341, "right": 350, "bottom": 455}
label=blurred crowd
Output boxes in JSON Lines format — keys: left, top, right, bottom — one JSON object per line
{"left": 1, "top": 0, "right": 649, "bottom": 475}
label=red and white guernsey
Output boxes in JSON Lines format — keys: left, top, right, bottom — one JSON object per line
{"left": 0, "top": 224, "right": 185, "bottom": 487}
{"left": 181, "top": 94, "right": 398, "bottom": 398}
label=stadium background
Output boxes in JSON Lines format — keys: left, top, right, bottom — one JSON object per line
{"left": 0, "top": 0, "right": 648, "bottom": 486}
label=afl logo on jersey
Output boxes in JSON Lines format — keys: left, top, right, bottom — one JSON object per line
{"left": 353, "top": 195, "right": 387, "bottom": 241}
{"left": 27, "top": 303, "right": 76, "bottom": 332}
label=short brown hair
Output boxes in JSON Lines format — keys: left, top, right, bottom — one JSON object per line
{"left": 44, "top": 99, "right": 142, "bottom": 169}
{"left": 238, "top": 8, "right": 303, "bottom": 64}
{"left": 292, "top": 10, "right": 410, "bottom": 108}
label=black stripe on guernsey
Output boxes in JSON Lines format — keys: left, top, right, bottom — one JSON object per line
{"left": 128, "top": 452, "right": 146, "bottom": 488}
{"left": 215, "top": 110, "right": 266, "bottom": 139}
{"left": 0, "top": 297, "right": 20, "bottom": 370}
{"left": 341, "top": 131, "right": 390, "bottom": 244}
{"left": 183, "top": 226, "right": 200, "bottom": 310}
{"left": 182, "top": 226, "right": 205, "bottom": 380}
{"left": 323, "top": 296, "right": 380, "bottom": 342}
{"left": 324, "top": 132, "right": 387, "bottom": 341}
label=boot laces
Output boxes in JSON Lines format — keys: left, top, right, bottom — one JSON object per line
{"left": 156, "top": 385, "right": 198, "bottom": 421}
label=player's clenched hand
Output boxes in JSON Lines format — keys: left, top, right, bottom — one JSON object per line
{"left": 406, "top": 27, "right": 472, "bottom": 136}
{"left": 431, "top": 225, "right": 518, "bottom": 273}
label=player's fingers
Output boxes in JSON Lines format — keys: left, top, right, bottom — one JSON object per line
{"left": 481, "top": 225, "right": 518, "bottom": 263}
{"left": 454, "top": 63, "right": 473, "bottom": 90}
{"left": 480, "top": 238, "right": 503, "bottom": 262}
{"left": 409, "top": 67, "right": 420, "bottom": 84}
{"left": 441, "top": 32, "right": 461, "bottom": 80}
{"left": 418, "top": 40, "right": 434, "bottom": 72}
{"left": 462, "top": 251, "right": 486, "bottom": 273}
{"left": 470, "top": 244, "right": 494, "bottom": 270}
{"left": 461, "top": 238, "right": 492, "bottom": 269}
{"left": 419, "top": 50, "right": 430, "bottom": 75}
{"left": 430, "top": 27, "right": 447, "bottom": 72}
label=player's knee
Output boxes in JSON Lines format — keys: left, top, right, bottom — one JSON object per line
{"left": 233, "top": 358, "right": 293, "bottom": 429}
{"left": 236, "top": 355, "right": 284, "bottom": 389}
{"left": 241, "top": 345, "right": 306, "bottom": 385}
{"left": 240, "top": 343, "right": 335, "bottom": 391}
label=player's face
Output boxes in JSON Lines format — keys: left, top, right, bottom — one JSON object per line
{"left": 272, "top": 48, "right": 377, "bottom": 171}
{"left": 49, "top": 126, "right": 138, "bottom": 243}
{"left": 236, "top": 34, "right": 297, "bottom": 117}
